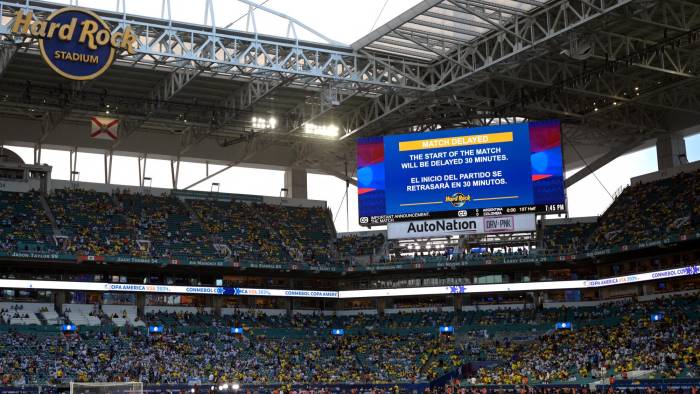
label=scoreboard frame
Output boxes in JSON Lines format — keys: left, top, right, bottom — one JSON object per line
{"left": 357, "top": 120, "right": 568, "bottom": 227}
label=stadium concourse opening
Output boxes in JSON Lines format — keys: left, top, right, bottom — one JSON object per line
{"left": 0, "top": 0, "right": 700, "bottom": 393}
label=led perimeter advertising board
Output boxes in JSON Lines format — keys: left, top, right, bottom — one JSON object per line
{"left": 357, "top": 120, "right": 566, "bottom": 225}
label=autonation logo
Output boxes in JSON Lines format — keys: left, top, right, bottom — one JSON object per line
{"left": 407, "top": 218, "right": 478, "bottom": 234}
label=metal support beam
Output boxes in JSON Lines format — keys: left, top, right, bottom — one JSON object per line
{"left": 587, "top": 30, "right": 700, "bottom": 79}
{"left": 481, "top": 58, "right": 700, "bottom": 131}
{"left": 104, "top": 151, "right": 113, "bottom": 184}
{"left": 431, "top": 0, "right": 634, "bottom": 90}
{"left": 0, "top": 45, "right": 16, "bottom": 78}
{"left": 138, "top": 154, "right": 148, "bottom": 187}
{"left": 111, "top": 66, "right": 202, "bottom": 151}
{"left": 217, "top": 75, "right": 297, "bottom": 130}
{"left": 151, "top": 66, "right": 202, "bottom": 105}
{"left": 287, "top": 83, "right": 360, "bottom": 133}
{"left": 318, "top": 166, "right": 358, "bottom": 187}
{"left": 340, "top": 94, "right": 417, "bottom": 139}
{"left": 111, "top": 119, "right": 143, "bottom": 150}
{"left": 183, "top": 137, "right": 262, "bottom": 190}
{"left": 564, "top": 137, "right": 648, "bottom": 187}
{"left": 453, "top": 78, "right": 669, "bottom": 133}
{"left": 33, "top": 144, "right": 41, "bottom": 165}
{"left": 69, "top": 147, "right": 78, "bottom": 182}
{"left": 170, "top": 158, "right": 180, "bottom": 189}
{"left": 183, "top": 164, "right": 233, "bottom": 190}
{"left": 34, "top": 81, "right": 91, "bottom": 152}
{"left": 0, "top": 1, "right": 431, "bottom": 91}
{"left": 445, "top": 0, "right": 531, "bottom": 44}
{"left": 339, "top": 0, "right": 634, "bottom": 139}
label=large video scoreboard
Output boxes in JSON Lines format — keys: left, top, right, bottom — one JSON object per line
{"left": 357, "top": 120, "right": 566, "bottom": 226}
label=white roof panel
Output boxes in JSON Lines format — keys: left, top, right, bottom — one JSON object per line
{"left": 354, "top": 0, "right": 555, "bottom": 62}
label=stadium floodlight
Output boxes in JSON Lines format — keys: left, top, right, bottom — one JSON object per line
{"left": 222, "top": 384, "right": 229, "bottom": 390}
{"left": 252, "top": 116, "right": 277, "bottom": 130}
{"left": 304, "top": 123, "right": 339, "bottom": 137}
{"left": 232, "top": 383, "right": 240, "bottom": 391}
{"left": 190, "top": 389, "right": 195, "bottom": 393}
{"left": 218, "top": 386, "right": 223, "bottom": 391}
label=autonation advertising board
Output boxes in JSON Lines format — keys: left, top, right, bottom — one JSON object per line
{"left": 357, "top": 120, "right": 566, "bottom": 226}
{"left": 387, "top": 214, "right": 536, "bottom": 239}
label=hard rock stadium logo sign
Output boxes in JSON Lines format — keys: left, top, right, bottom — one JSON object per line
{"left": 11, "top": 7, "right": 137, "bottom": 80}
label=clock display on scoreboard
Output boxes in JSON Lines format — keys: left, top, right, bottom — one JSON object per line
{"left": 357, "top": 120, "right": 567, "bottom": 226}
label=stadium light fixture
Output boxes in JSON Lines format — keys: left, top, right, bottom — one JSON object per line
{"left": 252, "top": 116, "right": 277, "bottom": 130}
{"left": 222, "top": 384, "right": 229, "bottom": 390}
{"left": 304, "top": 123, "right": 339, "bottom": 137}
{"left": 232, "top": 383, "right": 240, "bottom": 391}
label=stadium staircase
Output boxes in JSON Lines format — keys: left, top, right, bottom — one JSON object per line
{"left": 0, "top": 302, "right": 49, "bottom": 325}
{"left": 38, "top": 192, "right": 60, "bottom": 236}
{"left": 64, "top": 305, "right": 103, "bottom": 326}
{"left": 179, "top": 197, "right": 205, "bottom": 228}
{"left": 40, "top": 308, "right": 61, "bottom": 325}
{"left": 418, "top": 350, "right": 435, "bottom": 378}
{"left": 102, "top": 304, "right": 144, "bottom": 327}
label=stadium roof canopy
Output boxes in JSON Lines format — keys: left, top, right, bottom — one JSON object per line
{"left": 0, "top": 0, "right": 699, "bottom": 187}
{"left": 353, "top": 0, "right": 556, "bottom": 62}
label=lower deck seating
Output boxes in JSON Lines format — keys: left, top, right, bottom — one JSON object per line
{"left": 102, "top": 304, "right": 143, "bottom": 327}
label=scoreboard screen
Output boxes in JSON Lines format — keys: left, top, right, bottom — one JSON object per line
{"left": 357, "top": 120, "right": 566, "bottom": 226}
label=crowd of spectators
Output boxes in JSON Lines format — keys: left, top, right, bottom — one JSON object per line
{"left": 0, "top": 190, "right": 54, "bottom": 252}
{"left": 472, "top": 296, "right": 700, "bottom": 384}
{"left": 542, "top": 223, "right": 596, "bottom": 254}
{"left": 527, "top": 170, "right": 700, "bottom": 255}
{"left": 117, "top": 191, "right": 215, "bottom": 260}
{"left": 50, "top": 189, "right": 136, "bottom": 256}
{"left": 0, "top": 296, "right": 697, "bottom": 387}
{"left": 189, "top": 199, "right": 334, "bottom": 265}
{"left": 0, "top": 169, "right": 698, "bottom": 265}
{"left": 336, "top": 234, "right": 385, "bottom": 258}
{"left": 589, "top": 170, "right": 700, "bottom": 248}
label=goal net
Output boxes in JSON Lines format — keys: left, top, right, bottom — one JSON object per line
{"left": 70, "top": 382, "right": 143, "bottom": 394}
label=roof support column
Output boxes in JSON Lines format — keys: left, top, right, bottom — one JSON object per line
{"left": 33, "top": 145, "right": 42, "bottom": 165}
{"left": 171, "top": 159, "right": 180, "bottom": 189}
{"left": 69, "top": 147, "right": 78, "bottom": 182}
{"left": 138, "top": 154, "right": 148, "bottom": 187}
{"left": 656, "top": 133, "right": 688, "bottom": 171}
{"left": 284, "top": 167, "right": 307, "bottom": 200}
{"left": 104, "top": 151, "right": 113, "bottom": 184}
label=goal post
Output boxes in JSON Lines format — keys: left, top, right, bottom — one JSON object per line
{"left": 70, "top": 382, "right": 143, "bottom": 394}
